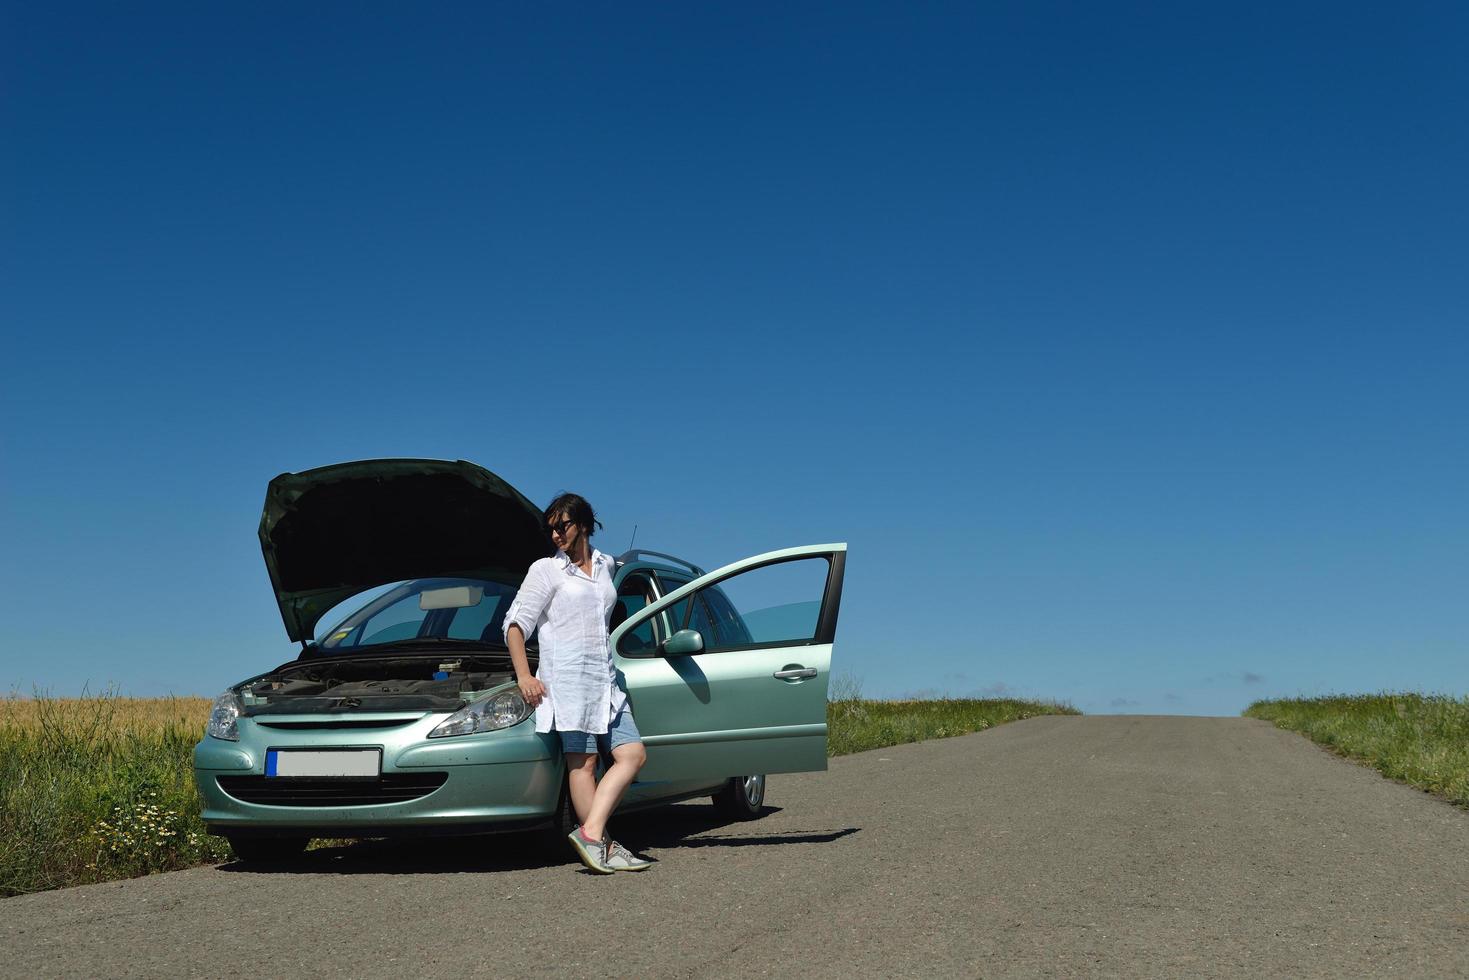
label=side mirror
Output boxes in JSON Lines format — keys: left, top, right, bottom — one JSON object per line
{"left": 662, "top": 629, "right": 704, "bottom": 656}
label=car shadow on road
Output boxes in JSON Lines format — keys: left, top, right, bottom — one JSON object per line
{"left": 214, "top": 802, "right": 859, "bottom": 876}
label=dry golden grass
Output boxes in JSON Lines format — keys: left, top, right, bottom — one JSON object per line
{"left": 0, "top": 695, "right": 211, "bottom": 735}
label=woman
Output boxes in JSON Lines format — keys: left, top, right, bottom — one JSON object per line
{"left": 503, "top": 492, "right": 652, "bottom": 873}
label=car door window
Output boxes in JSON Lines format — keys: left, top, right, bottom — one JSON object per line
{"left": 640, "top": 557, "right": 830, "bottom": 655}
{"left": 688, "top": 555, "right": 831, "bottom": 653}
{"left": 687, "top": 591, "right": 717, "bottom": 642}
{"left": 649, "top": 573, "right": 716, "bottom": 646}
{"left": 655, "top": 573, "right": 692, "bottom": 631}
{"left": 701, "top": 585, "right": 753, "bottom": 647}
{"left": 613, "top": 573, "right": 658, "bottom": 653}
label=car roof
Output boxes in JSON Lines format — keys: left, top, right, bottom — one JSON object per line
{"left": 614, "top": 549, "right": 706, "bottom": 580}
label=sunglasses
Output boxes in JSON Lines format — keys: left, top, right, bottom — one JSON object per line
{"left": 547, "top": 518, "right": 578, "bottom": 536}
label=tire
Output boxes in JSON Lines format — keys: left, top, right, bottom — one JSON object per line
{"left": 226, "top": 835, "right": 310, "bottom": 864}
{"left": 551, "top": 776, "right": 577, "bottom": 836}
{"left": 534, "top": 776, "right": 579, "bottom": 855}
{"left": 711, "top": 774, "right": 766, "bottom": 820}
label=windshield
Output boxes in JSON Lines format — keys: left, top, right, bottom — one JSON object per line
{"left": 317, "top": 577, "right": 522, "bottom": 651}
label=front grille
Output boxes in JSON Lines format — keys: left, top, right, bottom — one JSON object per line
{"left": 217, "top": 773, "right": 448, "bottom": 807}
{"left": 254, "top": 719, "right": 417, "bottom": 730}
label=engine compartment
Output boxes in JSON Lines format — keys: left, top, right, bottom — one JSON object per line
{"left": 239, "top": 655, "right": 522, "bottom": 714}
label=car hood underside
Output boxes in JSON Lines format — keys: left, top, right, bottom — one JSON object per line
{"left": 259, "top": 459, "right": 552, "bottom": 642}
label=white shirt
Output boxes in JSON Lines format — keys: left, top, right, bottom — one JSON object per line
{"left": 502, "top": 548, "right": 627, "bottom": 734}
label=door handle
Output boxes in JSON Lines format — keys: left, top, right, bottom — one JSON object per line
{"left": 773, "top": 667, "right": 817, "bottom": 680}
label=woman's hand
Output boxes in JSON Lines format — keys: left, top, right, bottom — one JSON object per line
{"left": 506, "top": 624, "right": 543, "bottom": 708}
{"left": 518, "top": 676, "right": 546, "bottom": 708}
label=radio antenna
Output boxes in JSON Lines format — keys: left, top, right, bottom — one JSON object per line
{"left": 627, "top": 524, "right": 638, "bottom": 552}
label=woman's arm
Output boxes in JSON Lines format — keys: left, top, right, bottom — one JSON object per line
{"left": 506, "top": 623, "right": 545, "bottom": 706}
{"left": 502, "top": 561, "right": 553, "bottom": 707}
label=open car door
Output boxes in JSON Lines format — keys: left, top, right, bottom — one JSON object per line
{"left": 610, "top": 544, "right": 846, "bottom": 781}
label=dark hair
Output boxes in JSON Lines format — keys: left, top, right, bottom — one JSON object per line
{"left": 543, "top": 492, "right": 602, "bottom": 538}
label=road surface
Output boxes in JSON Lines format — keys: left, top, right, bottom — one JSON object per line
{"left": 5, "top": 716, "right": 1467, "bottom": 977}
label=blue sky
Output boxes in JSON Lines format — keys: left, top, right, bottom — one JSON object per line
{"left": 3, "top": 2, "right": 1465, "bottom": 715}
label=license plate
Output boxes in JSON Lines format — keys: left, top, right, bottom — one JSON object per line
{"left": 266, "top": 749, "right": 380, "bottom": 778}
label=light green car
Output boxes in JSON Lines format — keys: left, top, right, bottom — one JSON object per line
{"left": 193, "top": 459, "right": 846, "bottom": 863}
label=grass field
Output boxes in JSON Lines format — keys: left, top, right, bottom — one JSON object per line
{"left": 826, "top": 691, "right": 1078, "bottom": 756}
{"left": 1245, "top": 693, "right": 1469, "bottom": 807}
{"left": 0, "top": 694, "right": 230, "bottom": 897}
{"left": 1, "top": 688, "right": 1075, "bottom": 896}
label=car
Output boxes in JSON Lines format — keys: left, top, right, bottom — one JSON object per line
{"left": 193, "top": 458, "right": 847, "bottom": 862}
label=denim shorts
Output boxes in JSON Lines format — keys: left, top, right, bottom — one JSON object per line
{"left": 558, "top": 706, "right": 642, "bottom": 755}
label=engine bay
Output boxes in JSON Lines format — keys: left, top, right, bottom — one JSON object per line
{"left": 238, "top": 655, "right": 523, "bottom": 714}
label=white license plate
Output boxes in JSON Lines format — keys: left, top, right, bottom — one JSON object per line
{"left": 266, "top": 749, "right": 380, "bottom": 777}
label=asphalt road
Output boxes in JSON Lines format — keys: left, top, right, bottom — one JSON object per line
{"left": 6, "top": 716, "right": 1468, "bottom": 978}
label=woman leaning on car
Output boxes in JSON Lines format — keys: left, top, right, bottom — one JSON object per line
{"left": 502, "top": 492, "right": 652, "bottom": 873}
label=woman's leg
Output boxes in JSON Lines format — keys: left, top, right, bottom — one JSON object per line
{"left": 565, "top": 752, "right": 599, "bottom": 827}
{"left": 578, "top": 741, "right": 646, "bottom": 842}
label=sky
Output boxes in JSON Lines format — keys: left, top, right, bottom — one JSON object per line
{"left": 2, "top": 2, "right": 1465, "bottom": 716}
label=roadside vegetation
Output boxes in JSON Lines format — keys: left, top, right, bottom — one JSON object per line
{"left": 1245, "top": 694, "right": 1469, "bottom": 807}
{"left": 826, "top": 676, "right": 1078, "bottom": 756}
{"left": 2, "top": 684, "right": 1075, "bottom": 896}
{"left": 0, "top": 693, "right": 229, "bottom": 897}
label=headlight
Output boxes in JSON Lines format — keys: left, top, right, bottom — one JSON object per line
{"left": 206, "top": 690, "right": 241, "bottom": 741}
{"left": 429, "top": 689, "right": 532, "bottom": 738}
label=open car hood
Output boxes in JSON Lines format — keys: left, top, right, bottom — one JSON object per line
{"left": 260, "top": 459, "right": 551, "bottom": 642}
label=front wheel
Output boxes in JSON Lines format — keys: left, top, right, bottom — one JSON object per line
{"left": 225, "top": 835, "right": 310, "bottom": 864}
{"left": 711, "top": 774, "right": 766, "bottom": 820}
{"left": 533, "top": 776, "right": 579, "bottom": 856}
{"left": 550, "top": 776, "right": 577, "bottom": 837}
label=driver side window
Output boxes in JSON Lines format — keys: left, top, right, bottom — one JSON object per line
{"left": 672, "top": 556, "right": 830, "bottom": 654}
{"left": 615, "top": 556, "right": 831, "bottom": 656}
{"left": 655, "top": 574, "right": 718, "bottom": 644}
{"left": 613, "top": 573, "right": 658, "bottom": 654}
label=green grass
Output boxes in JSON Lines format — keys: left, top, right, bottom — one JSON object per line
{"left": 0, "top": 693, "right": 231, "bottom": 898}
{"left": 1244, "top": 693, "right": 1469, "bottom": 807}
{"left": 2, "top": 685, "right": 1077, "bottom": 897}
{"left": 826, "top": 681, "right": 1078, "bottom": 756}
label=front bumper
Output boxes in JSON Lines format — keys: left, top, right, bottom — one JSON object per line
{"left": 193, "top": 712, "right": 563, "bottom": 838}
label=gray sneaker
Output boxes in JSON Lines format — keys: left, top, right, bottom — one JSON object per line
{"left": 603, "top": 838, "right": 652, "bottom": 872}
{"left": 567, "top": 828, "right": 614, "bottom": 874}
